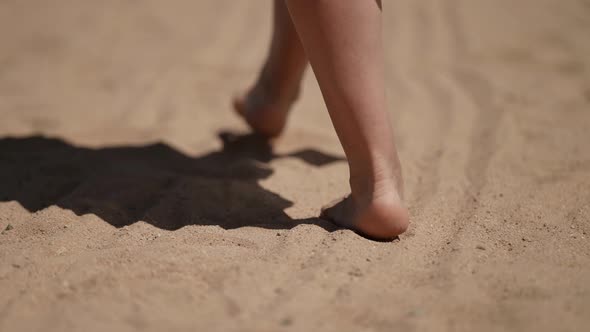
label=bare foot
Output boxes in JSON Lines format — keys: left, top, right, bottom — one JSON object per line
{"left": 320, "top": 180, "right": 409, "bottom": 240}
{"left": 233, "top": 82, "right": 298, "bottom": 138}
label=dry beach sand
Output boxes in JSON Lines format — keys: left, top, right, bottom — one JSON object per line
{"left": 1, "top": 0, "right": 590, "bottom": 331}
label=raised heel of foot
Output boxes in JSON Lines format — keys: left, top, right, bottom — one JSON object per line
{"left": 356, "top": 198, "right": 409, "bottom": 240}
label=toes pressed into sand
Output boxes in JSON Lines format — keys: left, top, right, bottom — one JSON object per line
{"left": 320, "top": 195, "right": 409, "bottom": 241}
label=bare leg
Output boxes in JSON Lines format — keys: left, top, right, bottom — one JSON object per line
{"left": 234, "top": 0, "right": 307, "bottom": 137}
{"left": 285, "top": 0, "right": 408, "bottom": 239}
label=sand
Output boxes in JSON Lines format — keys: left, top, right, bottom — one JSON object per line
{"left": 1, "top": 0, "right": 589, "bottom": 331}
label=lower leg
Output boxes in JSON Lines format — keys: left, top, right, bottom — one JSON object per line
{"left": 234, "top": 0, "right": 307, "bottom": 137}
{"left": 285, "top": 0, "right": 408, "bottom": 239}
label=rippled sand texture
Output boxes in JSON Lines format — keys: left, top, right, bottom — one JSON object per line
{"left": 1, "top": 1, "right": 589, "bottom": 331}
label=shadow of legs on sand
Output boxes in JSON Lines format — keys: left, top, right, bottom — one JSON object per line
{"left": 0, "top": 131, "right": 345, "bottom": 231}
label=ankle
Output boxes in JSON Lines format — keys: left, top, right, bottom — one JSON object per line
{"left": 256, "top": 66, "right": 301, "bottom": 106}
{"left": 348, "top": 160, "right": 404, "bottom": 203}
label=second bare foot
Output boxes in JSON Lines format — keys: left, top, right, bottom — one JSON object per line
{"left": 233, "top": 81, "right": 298, "bottom": 138}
